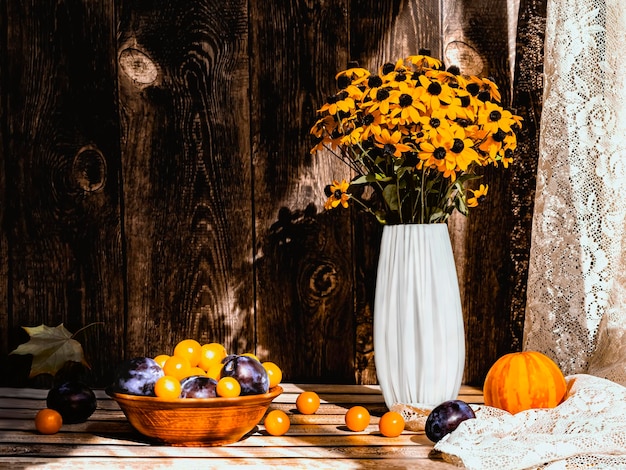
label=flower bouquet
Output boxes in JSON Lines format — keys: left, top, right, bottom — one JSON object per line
{"left": 310, "top": 52, "right": 523, "bottom": 224}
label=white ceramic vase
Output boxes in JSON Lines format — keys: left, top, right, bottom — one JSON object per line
{"left": 373, "top": 223, "right": 465, "bottom": 408}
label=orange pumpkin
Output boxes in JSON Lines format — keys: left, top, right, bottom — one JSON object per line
{"left": 483, "top": 351, "right": 567, "bottom": 414}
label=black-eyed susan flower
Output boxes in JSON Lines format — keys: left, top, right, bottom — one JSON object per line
{"left": 319, "top": 90, "right": 355, "bottom": 116}
{"left": 388, "top": 83, "right": 425, "bottom": 125}
{"left": 406, "top": 54, "right": 443, "bottom": 71}
{"left": 374, "top": 129, "right": 413, "bottom": 157}
{"left": 449, "top": 126, "right": 480, "bottom": 171}
{"left": 417, "top": 108, "right": 452, "bottom": 141}
{"left": 467, "top": 184, "right": 488, "bottom": 207}
{"left": 362, "top": 86, "right": 399, "bottom": 115}
{"left": 478, "top": 77, "right": 502, "bottom": 102}
{"left": 418, "top": 134, "right": 460, "bottom": 180}
{"left": 416, "top": 74, "right": 455, "bottom": 110}
{"left": 309, "top": 52, "right": 522, "bottom": 224}
{"left": 477, "top": 101, "right": 517, "bottom": 134}
{"left": 324, "top": 179, "right": 351, "bottom": 210}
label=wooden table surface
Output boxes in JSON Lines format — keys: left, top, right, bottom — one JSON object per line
{"left": 0, "top": 384, "right": 483, "bottom": 469}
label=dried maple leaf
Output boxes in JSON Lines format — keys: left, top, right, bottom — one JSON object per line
{"left": 10, "top": 324, "right": 90, "bottom": 378}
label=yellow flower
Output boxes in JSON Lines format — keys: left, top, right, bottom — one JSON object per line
{"left": 324, "top": 179, "right": 351, "bottom": 209}
{"left": 417, "top": 108, "right": 452, "bottom": 141}
{"left": 467, "top": 184, "right": 488, "bottom": 207}
{"left": 416, "top": 74, "right": 455, "bottom": 110}
{"left": 309, "top": 53, "right": 522, "bottom": 224}
{"left": 406, "top": 54, "right": 443, "bottom": 70}
{"left": 388, "top": 82, "right": 425, "bottom": 125}
{"left": 478, "top": 101, "right": 516, "bottom": 134}
{"left": 374, "top": 129, "right": 413, "bottom": 157}
{"left": 449, "top": 126, "right": 480, "bottom": 171}
{"left": 418, "top": 134, "right": 459, "bottom": 181}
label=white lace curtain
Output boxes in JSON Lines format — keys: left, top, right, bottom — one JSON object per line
{"left": 524, "top": 0, "right": 626, "bottom": 386}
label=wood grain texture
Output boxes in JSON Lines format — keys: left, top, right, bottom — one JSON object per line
{"left": 0, "top": 1, "right": 542, "bottom": 388}
{"left": 117, "top": 0, "right": 254, "bottom": 359}
{"left": 350, "top": 0, "right": 442, "bottom": 68}
{"left": 250, "top": 0, "right": 356, "bottom": 383}
{"left": 1, "top": 0, "right": 124, "bottom": 385}
{"left": 0, "top": 384, "right": 483, "bottom": 469}
{"left": 443, "top": 0, "right": 526, "bottom": 385}
{"left": 0, "top": 0, "right": 8, "bottom": 361}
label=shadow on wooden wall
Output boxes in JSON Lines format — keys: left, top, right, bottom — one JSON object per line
{"left": 0, "top": 0, "right": 544, "bottom": 388}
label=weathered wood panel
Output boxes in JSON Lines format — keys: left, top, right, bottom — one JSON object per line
{"left": 443, "top": 0, "right": 523, "bottom": 385}
{"left": 1, "top": 0, "right": 124, "bottom": 385}
{"left": 0, "top": 1, "right": 544, "bottom": 388}
{"left": 0, "top": 0, "right": 9, "bottom": 362}
{"left": 350, "top": 0, "right": 442, "bottom": 67}
{"left": 117, "top": 0, "right": 253, "bottom": 359}
{"left": 250, "top": 0, "right": 357, "bottom": 382}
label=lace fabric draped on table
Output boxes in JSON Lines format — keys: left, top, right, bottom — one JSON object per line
{"left": 523, "top": 0, "right": 626, "bottom": 384}
{"left": 433, "top": 374, "right": 626, "bottom": 470}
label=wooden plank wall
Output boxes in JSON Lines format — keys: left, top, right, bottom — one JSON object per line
{"left": 0, "top": 0, "right": 545, "bottom": 388}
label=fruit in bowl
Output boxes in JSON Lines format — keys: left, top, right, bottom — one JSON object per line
{"left": 107, "top": 385, "right": 283, "bottom": 446}
{"left": 221, "top": 354, "right": 269, "bottom": 395}
{"left": 107, "top": 340, "right": 283, "bottom": 445}
{"left": 111, "top": 357, "right": 164, "bottom": 396}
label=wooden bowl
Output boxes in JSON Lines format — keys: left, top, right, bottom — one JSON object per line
{"left": 107, "top": 386, "right": 283, "bottom": 446}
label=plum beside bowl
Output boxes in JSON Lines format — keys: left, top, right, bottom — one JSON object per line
{"left": 107, "top": 385, "right": 283, "bottom": 446}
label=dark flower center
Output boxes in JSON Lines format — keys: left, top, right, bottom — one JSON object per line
{"left": 456, "top": 118, "right": 470, "bottom": 128}
{"left": 492, "top": 129, "right": 506, "bottom": 142}
{"left": 477, "top": 194, "right": 486, "bottom": 203}
{"left": 334, "top": 189, "right": 343, "bottom": 198}
{"left": 427, "top": 82, "right": 442, "bottom": 96}
{"left": 382, "top": 62, "right": 396, "bottom": 75}
{"left": 477, "top": 90, "right": 491, "bottom": 102}
{"left": 451, "top": 138, "right": 465, "bottom": 153}
{"left": 363, "top": 114, "right": 375, "bottom": 125}
{"left": 376, "top": 88, "right": 390, "bottom": 101}
{"left": 429, "top": 117, "right": 441, "bottom": 128}
{"left": 337, "top": 110, "right": 350, "bottom": 120}
{"left": 395, "top": 72, "right": 407, "bottom": 82}
{"left": 337, "top": 75, "right": 351, "bottom": 89}
{"left": 368, "top": 75, "right": 383, "bottom": 88}
{"left": 324, "top": 185, "right": 333, "bottom": 197}
{"left": 327, "top": 94, "right": 338, "bottom": 104}
{"left": 433, "top": 147, "right": 446, "bottom": 160}
{"left": 489, "top": 110, "right": 502, "bottom": 122}
{"left": 459, "top": 95, "right": 470, "bottom": 107}
{"left": 466, "top": 83, "right": 479, "bottom": 96}
{"left": 447, "top": 65, "right": 461, "bottom": 75}
{"left": 399, "top": 93, "right": 413, "bottom": 107}
{"left": 383, "top": 143, "right": 396, "bottom": 156}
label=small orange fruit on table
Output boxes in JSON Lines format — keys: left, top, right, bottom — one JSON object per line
{"left": 264, "top": 409, "right": 290, "bottom": 436}
{"left": 35, "top": 408, "right": 63, "bottom": 435}
{"left": 344, "top": 405, "right": 370, "bottom": 432}
{"left": 296, "top": 391, "right": 320, "bottom": 415}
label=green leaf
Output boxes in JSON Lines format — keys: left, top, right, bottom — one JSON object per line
{"left": 351, "top": 173, "right": 391, "bottom": 185}
{"left": 382, "top": 184, "right": 399, "bottom": 211}
{"left": 10, "top": 324, "right": 89, "bottom": 378}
